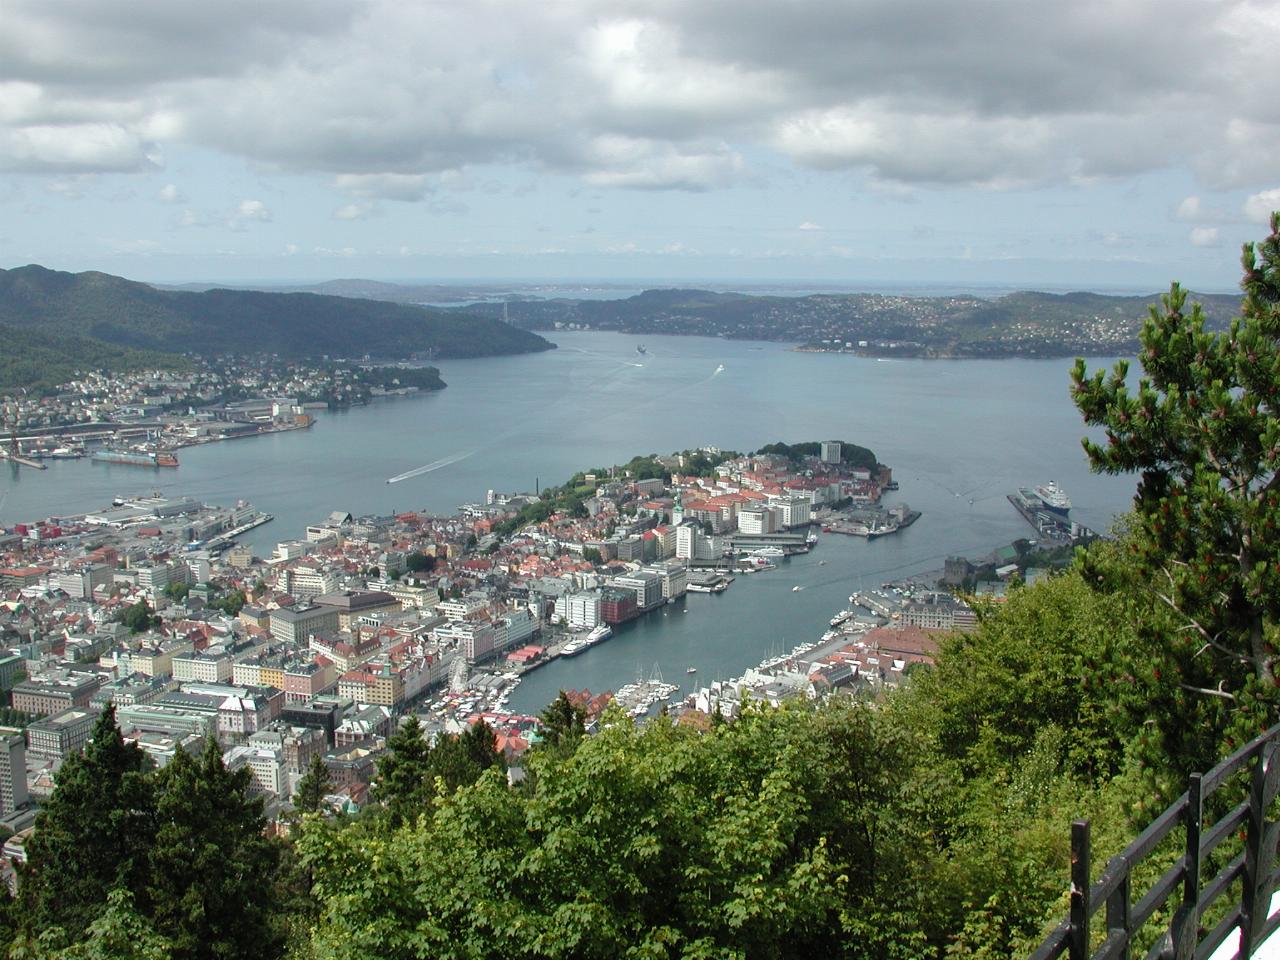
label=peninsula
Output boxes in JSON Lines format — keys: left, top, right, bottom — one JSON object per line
{"left": 0, "top": 265, "right": 554, "bottom": 395}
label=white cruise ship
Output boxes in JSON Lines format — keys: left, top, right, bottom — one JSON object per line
{"left": 1034, "top": 481, "right": 1071, "bottom": 517}
{"left": 586, "top": 623, "right": 613, "bottom": 645}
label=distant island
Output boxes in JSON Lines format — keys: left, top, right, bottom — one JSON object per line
{"left": 454, "top": 287, "right": 1244, "bottom": 358}
{"left": 0, "top": 265, "right": 554, "bottom": 394}
{"left": 194, "top": 280, "right": 1246, "bottom": 358}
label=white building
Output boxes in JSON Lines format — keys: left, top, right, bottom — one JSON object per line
{"left": 565, "top": 591, "right": 601, "bottom": 629}
{"left": 173, "top": 651, "right": 233, "bottom": 684}
{"left": 768, "top": 496, "right": 812, "bottom": 529}
{"left": 737, "top": 504, "right": 777, "bottom": 535}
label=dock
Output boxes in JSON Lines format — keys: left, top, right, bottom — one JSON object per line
{"left": 0, "top": 452, "right": 47, "bottom": 470}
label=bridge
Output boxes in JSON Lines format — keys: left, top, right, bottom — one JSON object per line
{"left": 1034, "top": 724, "right": 1280, "bottom": 960}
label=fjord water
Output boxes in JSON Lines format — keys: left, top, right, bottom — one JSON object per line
{"left": 1, "top": 332, "right": 1139, "bottom": 709}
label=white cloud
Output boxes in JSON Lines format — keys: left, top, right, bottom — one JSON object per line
{"left": 1176, "top": 196, "right": 1203, "bottom": 222}
{"left": 1244, "top": 189, "right": 1280, "bottom": 224}
{"left": 228, "top": 198, "right": 271, "bottom": 229}
{"left": 798, "top": 221, "right": 823, "bottom": 231}
{"left": 157, "top": 182, "right": 182, "bottom": 203}
{"left": 0, "top": 0, "right": 1275, "bottom": 196}
{"left": 1189, "top": 226, "right": 1219, "bottom": 247}
{"left": 333, "top": 202, "right": 376, "bottom": 221}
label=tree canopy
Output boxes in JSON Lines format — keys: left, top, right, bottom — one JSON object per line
{"left": 1071, "top": 212, "right": 1280, "bottom": 778}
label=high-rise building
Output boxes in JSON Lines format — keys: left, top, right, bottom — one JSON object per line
{"left": 821, "top": 441, "right": 842, "bottom": 464}
{"left": 0, "top": 733, "right": 28, "bottom": 813}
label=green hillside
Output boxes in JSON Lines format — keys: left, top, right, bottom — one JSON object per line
{"left": 0, "top": 322, "right": 186, "bottom": 395}
{"left": 0, "top": 264, "right": 555, "bottom": 364}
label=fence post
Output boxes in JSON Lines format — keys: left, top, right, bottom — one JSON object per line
{"left": 1071, "top": 820, "right": 1091, "bottom": 960}
{"left": 1240, "top": 742, "right": 1280, "bottom": 957}
{"left": 1167, "top": 772, "right": 1205, "bottom": 960}
{"left": 1104, "top": 853, "right": 1131, "bottom": 960}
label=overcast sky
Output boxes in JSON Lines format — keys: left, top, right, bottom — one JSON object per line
{"left": 1, "top": 0, "right": 1277, "bottom": 290}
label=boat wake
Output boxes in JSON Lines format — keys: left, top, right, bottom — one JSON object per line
{"left": 386, "top": 449, "right": 477, "bottom": 484}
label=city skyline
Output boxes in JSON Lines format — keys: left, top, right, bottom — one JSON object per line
{"left": 2, "top": 1, "right": 1278, "bottom": 290}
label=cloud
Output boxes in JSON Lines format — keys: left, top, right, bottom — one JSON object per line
{"left": 227, "top": 198, "right": 270, "bottom": 229}
{"left": 333, "top": 202, "right": 376, "bottom": 221}
{"left": 157, "top": 182, "right": 182, "bottom": 203}
{"left": 334, "top": 173, "right": 429, "bottom": 201}
{"left": 1176, "top": 196, "right": 1203, "bottom": 222}
{"left": 1176, "top": 195, "right": 1232, "bottom": 225}
{"left": 798, "top": 221, "right": 823, "bottom": 231}
{"left": 1244, "top": 189, "right": 1280, "bottom": 224}
{"left": 0, "top": 0, "right": 1275, "bottom": 195}
{"left": 1189, "top": 226, "right": 1219, "bottom": 247}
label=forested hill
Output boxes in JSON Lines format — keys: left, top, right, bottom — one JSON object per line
{"left": 449, "top": 286, "right": 1244, "bottom": 357}
{"left": 0, "top": 264, "right": 554, "bottom": 363}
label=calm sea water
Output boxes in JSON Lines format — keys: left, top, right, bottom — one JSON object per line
{"left": 1, "top": 332, "right": 1140, "bottom": 710}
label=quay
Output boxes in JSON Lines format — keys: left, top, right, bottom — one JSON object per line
{"left": 0, "top": 451, "right": 47, "bottom": 471}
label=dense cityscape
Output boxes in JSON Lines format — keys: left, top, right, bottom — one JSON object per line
{"left": 5, "top": 1, "right": 1280, "bottom": 958}
{"left": 0, "top": 437, "right": 1019, "bottom": 842}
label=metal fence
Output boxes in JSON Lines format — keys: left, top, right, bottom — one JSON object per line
{"left": 1031, "top": 723, "right": 1280, "bottom": 960}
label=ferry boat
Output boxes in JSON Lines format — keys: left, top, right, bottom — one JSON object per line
{"left": 750, "top": 546, "right": 785, "bottom": 558}
{"left": 1034, "top": 481, "right": 1071, "bottom": 517}
{"left": 585, "top": 623, "right": 613, "bottom": 645}
{"left": 560, "top": 639, "right": 589, "bottom": 658}
{"left": 92, "top": 448, "right": 179, "bottom": 468}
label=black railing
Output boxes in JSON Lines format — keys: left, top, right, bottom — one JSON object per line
{"left": 1032, "top": 723, "right": 1280, "bottom": 960}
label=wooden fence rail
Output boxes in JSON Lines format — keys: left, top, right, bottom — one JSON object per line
{"left": 1031, "top": 723, "right": 1280, "bottom": 960}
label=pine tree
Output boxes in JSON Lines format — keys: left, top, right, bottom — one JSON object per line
{"left": 292, "top": 753, "right": 331, "bottom": 815}
{"left": 145, "top": 739, "right": 281, "bottom": 960}
{"left": 22, "top": 704, "right": 156, "bottom": 941}
{"left": 1072, "top": 211, "right": 1280, "bottom": 772}
{"left": 373, "top": 715, "right": 432, "bottom": 825}
{"left": 538, "top": 691, "right": 586, "bottom": 751}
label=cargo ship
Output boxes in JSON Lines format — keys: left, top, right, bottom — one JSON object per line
{"left": 91, "top": 448, "right": 179, "bottom": 468}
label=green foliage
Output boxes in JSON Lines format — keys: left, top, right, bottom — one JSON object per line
{"left": 0, "top": 707, "right": 37, "bottom": 728}
{"left": 146, "top": 739, "right": 281, "bottom": 960}
{"left": 360, "top": 365, "right": 446, "bottom": 392}
{"left": 52, "top": 889, "right": 173, "bottom": 960}
{"left": 302, "top": 701, "right": 936, "bottom": 960}
{"left": 1071, "top": 213, "right": 1280, "bottom": 779}
{"left": 373, "top": 717, "right": 505, "bottom": 827}
{"left": 754, "top": 440, "right": 878, "bottom": 470}
{"left": 906, "top": 567, "right": 1136, "bottom": 782}
{"left": 22, "top": 706, "right": 156, "bottom": 941}
{"left": 162, "top": 583, "right": 189, "bottom": 601}
{"left": 18, "top": 718, "right": 288, "bottom": 960}
{"left": 293, "top": 754, "right": 332, "bottom": 815}
{"left": 118, "top": 601, "right": 160, "bottom": 634}
{"left": 538, "top": 691, "right": 587, "bottom": 753}
{"left": 404, "top": 551, "right": 434, "bottom": 573}
{"left": 207, "top": 590, "right": 246, "bottom": 616}
{"left": 0, "top": 265, "right": 553, "bottom": 381}
{"left": 0, "top": 322, "right": 185, "bottom": 397}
